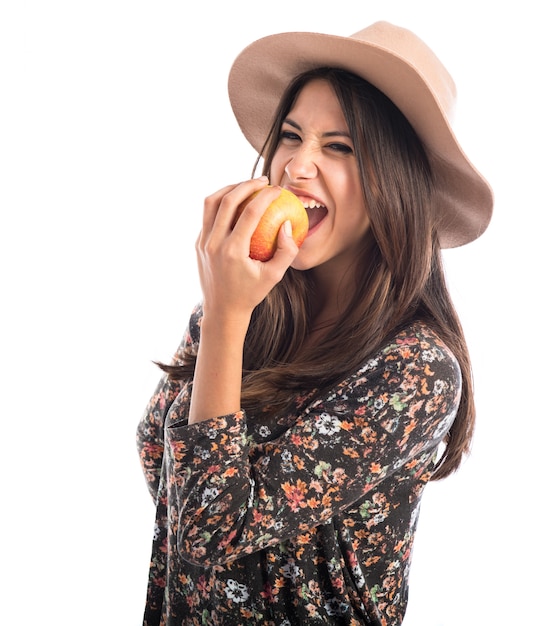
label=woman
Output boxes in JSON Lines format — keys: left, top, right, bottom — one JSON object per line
{"left": 137, "top": 21, "right": 493, "bottom": 625}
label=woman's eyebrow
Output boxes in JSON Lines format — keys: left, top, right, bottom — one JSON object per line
{"left": 283, "top": 117, "right": 351, "bottom": 139}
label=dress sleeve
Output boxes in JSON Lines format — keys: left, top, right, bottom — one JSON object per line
{"left": 136, "top": 303, "right": 202, "bottom": 501}
{"left": 165, "top": 328, "right": 462, "bottom": 566}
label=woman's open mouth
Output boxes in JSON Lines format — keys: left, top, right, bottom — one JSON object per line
{"left": 300, "top": 197, "right": 328, "bottom": 233}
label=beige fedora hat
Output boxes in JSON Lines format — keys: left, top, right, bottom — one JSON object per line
{"left": 228, "top": 21, "right": 493, "bottom": 248}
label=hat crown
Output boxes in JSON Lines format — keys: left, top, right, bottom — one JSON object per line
{"left": 350, "top": 21, "right": 457, "bottom": 119}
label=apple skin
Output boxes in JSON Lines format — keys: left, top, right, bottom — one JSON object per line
{"left": 234, "top": 187, "right": 309, "bottom": 261}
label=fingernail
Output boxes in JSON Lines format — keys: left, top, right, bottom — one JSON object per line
{"left": 284, "top": 220, "right": 292, "bottom": 237}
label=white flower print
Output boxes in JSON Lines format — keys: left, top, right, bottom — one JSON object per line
{"left": 351, "top": 562, "right": 366, "bottom": 588}
{"left": 433, "top": 378, "right": 446, "bottom": 395}
{"left": 316, "top": 412, "right": 341, "bottom": 435}
{"left": 361, "top": 357, "right": 379, "bottom": 373}
{"left": 281, "top": 448, "right": 295, "bottom": 473}
{"left": 422, "top": 349, "right": 435, "bottom": 362}
{"left": 281, "top": 558, "right": 301, "bottom": 582}
{"left": 193, "top": 445, "right": 211, "bottom": 460}
{"left": 225, "top": 578, "right": 249, "bottom": 603}
{"left": 423, "top": 347, "right": 444, "bottom": 362}
{"left": 325, "top": 596, "right": 349, "bottom": 616}
{"left": 200, "top": 486, "right": 219, "bottom": 508}
{"left": 207, "top": 427, "right": 218, "bottom": 439}
{"left": 433, "top": 407, "right": 457, "bottom": 438}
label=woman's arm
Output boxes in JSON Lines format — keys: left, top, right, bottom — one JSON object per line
{"left": 188, "top": 179, "right": 299, "bottom": 424}
{"left": 188, "top": 309, "right": 250, "bottom": 425}
{"left": 136, "top": 305, "right": 201, "bottom": 501}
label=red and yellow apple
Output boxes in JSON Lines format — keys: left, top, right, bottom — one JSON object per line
{"left": 233, "top": 186, "right": 309, "bottom": 261}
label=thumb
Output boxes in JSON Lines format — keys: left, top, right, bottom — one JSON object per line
{"left": 272, "top": 220, "right": 300, "bottom": 263}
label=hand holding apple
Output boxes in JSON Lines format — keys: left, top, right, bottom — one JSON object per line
{"left": 233, "top": 186, "right": 309, "bottom": 261}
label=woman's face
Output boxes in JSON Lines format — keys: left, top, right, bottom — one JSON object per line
{"left": 270, "top": 79, "right": 369, "bottom": 276}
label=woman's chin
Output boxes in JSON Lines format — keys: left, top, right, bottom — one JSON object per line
{"left": 289, "top": 247, "right": 317, "bottom": 271}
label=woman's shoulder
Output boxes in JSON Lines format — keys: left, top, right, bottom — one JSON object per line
{"left": 385, "top": 320, "right": 456, "bottom": 357}
{"left": 309, "top": 321, "right": 462, "bottom": 441}
{"left": 353, "top": 320, "right": 461, "bottom": 384}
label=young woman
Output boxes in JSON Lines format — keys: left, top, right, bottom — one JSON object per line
{"left": 137, "top": 21, "right": 493, "bottom": 625}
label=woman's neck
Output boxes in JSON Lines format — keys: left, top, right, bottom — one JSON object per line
{"left": 308, "top": 264, "right": 356, "bottom": 330}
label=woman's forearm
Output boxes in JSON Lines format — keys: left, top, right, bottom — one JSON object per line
{"left": 188, "top": 310, "right": 251, "bottom": 424}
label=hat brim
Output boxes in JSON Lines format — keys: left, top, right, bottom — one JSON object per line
{"left": 228, "top": 25, "right": 493, "bottom": 248}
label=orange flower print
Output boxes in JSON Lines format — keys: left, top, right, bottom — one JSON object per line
{"left": 290, "top": 433, "right": 303, "bottom": 446}
{"left": 403, "top": 419, "right": 417, "bottom": 437}
{"left": 281, "top": 479, "right": 309, "bottom": 512}
{"left": 343, "top": 446, "right": 359, "bottom": 459}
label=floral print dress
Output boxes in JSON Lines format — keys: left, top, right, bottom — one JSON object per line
{"left": 136, "top": 304, "right": 461, "bottom": 625}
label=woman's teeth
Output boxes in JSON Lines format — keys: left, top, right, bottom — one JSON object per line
{"left": 302, "top": 201, "right": 328, "bottom": 230}
{"left": 301, "top": 199, "right": 325, "bottom": 209}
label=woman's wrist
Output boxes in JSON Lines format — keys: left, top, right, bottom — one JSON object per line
{"left": 199, "top": 306, "right": 252, "bottom": 343}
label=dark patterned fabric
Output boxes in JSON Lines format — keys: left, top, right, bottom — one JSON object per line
{"left": 137, "top": 303, "right": 461, "bottom": 625}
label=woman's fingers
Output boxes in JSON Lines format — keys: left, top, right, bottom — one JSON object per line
{"left": 201, "top": 176, "right": 271, "bottom": 243}
{"left": 200, "top": 183, "right": 238, "bottom": 239}
{"left": 262, "top": 220, "right": 300, "bottom": 279}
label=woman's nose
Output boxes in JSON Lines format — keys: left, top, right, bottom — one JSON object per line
{"left": 284, "top": 145, "right": 318, "bottom": 181}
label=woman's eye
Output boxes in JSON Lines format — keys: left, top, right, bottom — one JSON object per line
{"left": 280, "top": 130, "right": 301, "bottom": 142}
{"left": 327, "top": 142, "right": 353, "bottom": 154}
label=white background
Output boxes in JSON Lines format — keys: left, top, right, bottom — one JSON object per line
{"left": 1, "top": 1, "right": 544, "bottom": 624}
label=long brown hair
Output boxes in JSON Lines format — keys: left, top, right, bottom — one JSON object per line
{"left": 161, "top": 67, "right": 475, "bottom": 480}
